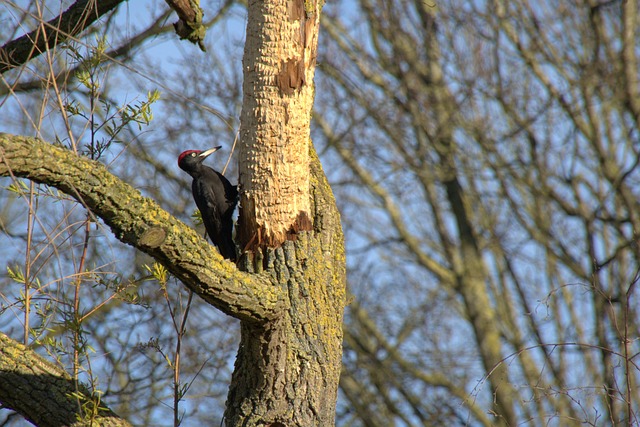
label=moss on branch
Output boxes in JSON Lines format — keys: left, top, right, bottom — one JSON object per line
{"left": 0, "top": 133, "right": 286, "bottom": 323}
{"left": 0, "top": 332, "right": 131, "bottom": 427}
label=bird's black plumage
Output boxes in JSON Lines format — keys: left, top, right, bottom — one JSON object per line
{"left": 178, "top": 147, "right": 238, "bottom": 261}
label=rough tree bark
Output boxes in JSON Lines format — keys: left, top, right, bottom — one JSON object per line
{"left": 227, "top": 146, "right": 345, "bottom": 426}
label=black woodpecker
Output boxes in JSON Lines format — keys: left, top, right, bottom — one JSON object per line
{"left": 178, "top": 147, "right": 238, "bottom": 261}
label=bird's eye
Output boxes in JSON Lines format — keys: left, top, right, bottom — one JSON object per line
{"left": 191, "top": 153, "right": 196, "bottom": 157}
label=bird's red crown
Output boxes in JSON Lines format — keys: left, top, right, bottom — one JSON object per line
{"left": 177, "top": 150, "right": 200, "bottom": 165}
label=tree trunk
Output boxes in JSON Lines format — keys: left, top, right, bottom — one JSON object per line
{"left": 223, "top": 0, "right": 345, "bottom": 425}
{"left": 418, "top": 4, "right": 517, "bottom": 425}
{"left": 227, "top": 146, "right": 345, "bottom": 426}
{"left": 236, "top": 0, "right": 320, "bottom": 250}
{"left": 226, "top": 1, "right": 346, "bottom": 423}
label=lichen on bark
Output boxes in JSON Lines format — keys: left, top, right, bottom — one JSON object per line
{"left": 0, "top": 332, "right": 132, "bottom": 427}
{"left": 226, "top": 147, "right": 345, "bottom": 426}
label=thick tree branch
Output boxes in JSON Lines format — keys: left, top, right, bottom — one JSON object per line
{"left": 0, "top": 9, "right": 174, "bottom": 96}
{"left": 0, "top": 0, "right": 125, "bottom": 75}
{"left": 0, "top": 134, "right": 286, "bottom": 323}
{"left": 0, "top": 332, "right": 131, "bottom": 427}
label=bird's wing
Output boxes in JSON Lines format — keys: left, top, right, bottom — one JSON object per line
{"left": 192, "top": 177, "right": 222, "bottom": 234}
{"left": 214, "top": 170, "right": 238, "bottom": 206}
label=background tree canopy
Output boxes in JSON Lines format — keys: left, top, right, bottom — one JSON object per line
{"left": 1, "top": 0, "right": 639, "bottom": 426}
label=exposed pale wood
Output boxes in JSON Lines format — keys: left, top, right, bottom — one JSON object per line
{"left": 237, "top": 0, "right": 320, "bottom": 251}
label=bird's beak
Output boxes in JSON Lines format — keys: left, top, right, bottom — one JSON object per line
{"left": 199, "top": 146, "right": 222, "bottom": 158}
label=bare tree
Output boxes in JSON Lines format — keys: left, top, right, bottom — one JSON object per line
{"left": 0, "top": 1, "right": 345, "bottom": 426}
{"left": 316, "top": 0, "right": 640, "bottom": 425}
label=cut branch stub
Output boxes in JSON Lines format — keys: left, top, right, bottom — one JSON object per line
{"left": 164, "top": 0, "right": 207, "bottom": 51}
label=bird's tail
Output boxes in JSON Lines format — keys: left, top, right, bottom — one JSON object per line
{"left": 215, "top": 226, "right": 237, "bottom": 261}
